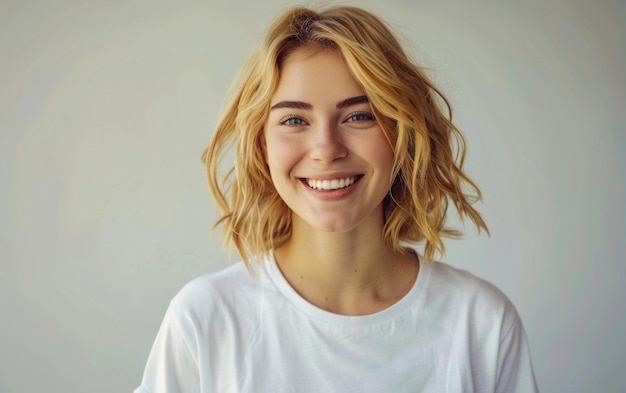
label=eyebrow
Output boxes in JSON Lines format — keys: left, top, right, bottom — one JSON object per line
{"left": 270, "top": 100, "right": 312, "bottom": 111}
{"left": 336, "top": 95, "right": 369, "bottom": 109}
{"left": 270, "top": 95, "right": 369, "bottom": 111}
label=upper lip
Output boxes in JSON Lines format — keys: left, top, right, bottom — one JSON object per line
{"left": 299, "top": 173, "right": 362, "bottom": 181}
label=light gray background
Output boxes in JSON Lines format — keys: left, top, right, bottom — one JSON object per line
{"left": 1, "top": 0, "right": 624, "bottom": 392}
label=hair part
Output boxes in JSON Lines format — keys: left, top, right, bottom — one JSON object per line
{"left": 202, "top": 5, "right": 488, "bottom": 270}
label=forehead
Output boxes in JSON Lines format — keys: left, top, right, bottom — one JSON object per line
{"left": 271, "top": 48, "right": 365, "bottom": 105}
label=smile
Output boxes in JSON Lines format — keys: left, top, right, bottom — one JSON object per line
{"left": 305, "top": 176, "right": 359, "bottom": 191}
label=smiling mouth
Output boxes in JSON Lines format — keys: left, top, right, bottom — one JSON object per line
{"left": 304, "top": 176, "right": 360, "bottom": 191}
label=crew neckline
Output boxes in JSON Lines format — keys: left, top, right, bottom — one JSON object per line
{"left": 263, "top": 251, "right": 431, "bottom": 327}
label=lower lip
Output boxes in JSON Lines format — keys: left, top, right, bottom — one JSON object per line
{"left": 300, "top": 178, "right": 361, "bottom": 201}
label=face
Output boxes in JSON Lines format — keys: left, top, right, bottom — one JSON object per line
{"left": 264, "top": 48, "right": 394, "bottom": 234}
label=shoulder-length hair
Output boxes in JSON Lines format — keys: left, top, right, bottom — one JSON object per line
{"left": 203, "top": 6, "right": 488, "bottom": 269}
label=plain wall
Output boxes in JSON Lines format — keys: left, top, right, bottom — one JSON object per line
{"left": 1, "top": 0, "right": 624, "bottom": 392}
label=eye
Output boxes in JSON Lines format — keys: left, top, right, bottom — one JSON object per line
{"left": 344, "top": 111, "right": 375, "bottom": 122}
{"left": 280, "top": 116, "right": 308, "bottom": 126}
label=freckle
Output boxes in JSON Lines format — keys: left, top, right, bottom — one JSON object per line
{"left": 325, "top": 297, "right": 328, "bottom": 301}
{"left": 300, "top": 275, "right": 304, "bottom": 279}
{"left": 354, "top": 269, "right": 357, "bottom": 272}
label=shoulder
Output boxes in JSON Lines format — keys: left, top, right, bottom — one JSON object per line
{"left": 427, "top": 261, "right": 513, "bottom": 306}
{"left": 138, "top": 262, "right": 268, "bottom": 391}
{"left": 166, "top": 261, "right": 263, "bottom": 333}
{"left": 173, "top": 262, "right": 255, "bottom": 303}
{"left": 421, "top": 262, "right": 538, "bottom": 391}
{"left": 425, "top": 261, "right": 521, "bottom": 330}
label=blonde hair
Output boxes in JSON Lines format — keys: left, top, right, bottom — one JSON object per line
{"left": 203, "top": 6, "right": 488, "bottom": 268}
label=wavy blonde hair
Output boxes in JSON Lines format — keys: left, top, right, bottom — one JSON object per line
{"left": 203, "top": 6, "right": 488, "bottom": 268}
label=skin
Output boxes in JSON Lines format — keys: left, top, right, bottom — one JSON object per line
{"left": 264, "top": 48, "right": 418, "bottom": 316}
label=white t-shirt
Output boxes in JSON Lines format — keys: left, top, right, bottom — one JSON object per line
{"left": 135, "top": 255, "right": 538, "bottom": 392}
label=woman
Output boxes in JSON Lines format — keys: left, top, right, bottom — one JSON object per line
{"left": 135, "top": 5, "right": 538, "bottom": 392}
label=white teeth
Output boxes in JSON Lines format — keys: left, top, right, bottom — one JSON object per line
{"left": 306, "top": 176, "right": 357, "bottom": 190}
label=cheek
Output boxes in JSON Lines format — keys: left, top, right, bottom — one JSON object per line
{"left": 264, "top": 134, "right": 299, "bottom": 176}
{"left": 364, "top": 134, "right": 395, "bottom": 171}
{"left": 376, "top": 150, "right": 396, "bottom": 189}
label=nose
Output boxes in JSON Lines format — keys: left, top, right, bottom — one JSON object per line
{"left": 309, "top": 123, "right": 348, "bottom": 163}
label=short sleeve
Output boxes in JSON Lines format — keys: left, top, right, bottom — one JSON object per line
{"left": 495, "top": 313, "right": 539, "bottom": 393}
{"left": 134, "top": 302, "right": 201, "bottom": 393}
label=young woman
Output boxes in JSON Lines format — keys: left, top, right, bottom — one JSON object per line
{"left": 135, "top": 6, "right": 538, "bottom": 393}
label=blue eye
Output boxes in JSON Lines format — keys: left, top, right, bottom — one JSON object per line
{"left": 346, "top": 112, "right": 374, "bottom": 122}
{"left": 280, "top": 116, "right": 307, "bottom": 126}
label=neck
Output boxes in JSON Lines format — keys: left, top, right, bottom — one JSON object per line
{"left": 274, "top": 216, "right": 418, "bottom": 315}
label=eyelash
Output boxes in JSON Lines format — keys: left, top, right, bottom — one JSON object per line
{"left": 279, "top": 115, "right": 307, "bottom": 126}
{"left": 345, "top": 111, "right": 375, "bottom": 122}
{"left": 278, "top": 112, "right": 375, "bottom": 126}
